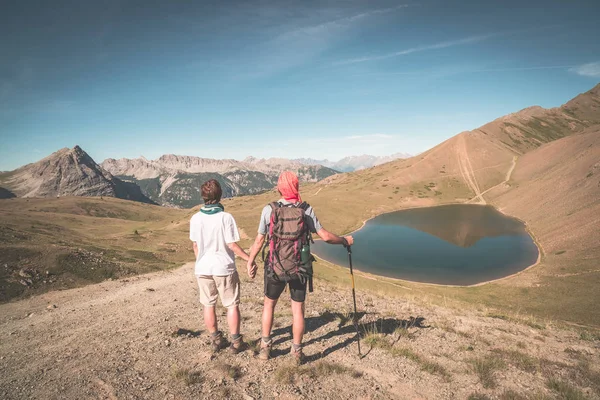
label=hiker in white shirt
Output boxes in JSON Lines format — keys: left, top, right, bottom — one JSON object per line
{"left": 190, "top": 179, "right": 255, "bottom": 353}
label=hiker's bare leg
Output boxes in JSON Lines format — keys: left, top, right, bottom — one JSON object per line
{"left": 204, "top": 305, "right": 218, "bottom": 333}
{"left": 227, "top": 305, "right": 240, "bottom": 336}
{"left": 291, "top": 300, "right": 305, "bottom": 345}
{"left": 262, "top": 296, "right": 278, "bottom": 337}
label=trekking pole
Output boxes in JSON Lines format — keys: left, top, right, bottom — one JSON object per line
{"left": 344, "top": 241, "right": 361, "bottom": 357}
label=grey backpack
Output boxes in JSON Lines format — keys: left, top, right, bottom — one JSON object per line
{"left": 263, "top": 202, "right": 314, "bottom": 290}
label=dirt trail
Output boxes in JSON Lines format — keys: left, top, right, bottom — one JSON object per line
{"left": 468, "top": 156, "right": 518, "bottom": 203}
{"left": 1, "top": 262, "right": 598, "bottom": 400}
{"left": 457, "top": 135, "right": 485, "bottom": 204}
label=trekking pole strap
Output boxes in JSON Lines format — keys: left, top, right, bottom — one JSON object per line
{"left": 341, "top": 237, "right": 351, "bottom": 253}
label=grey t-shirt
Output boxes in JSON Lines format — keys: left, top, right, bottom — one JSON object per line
{"left": 258, "top": 199, "right": 322, "bottom": 235}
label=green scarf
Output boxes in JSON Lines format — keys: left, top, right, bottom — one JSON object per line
{"left": 200, "top": 203, "right": 224, "bottom": 215}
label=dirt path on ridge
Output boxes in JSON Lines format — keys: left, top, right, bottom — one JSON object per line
{"left": 467, "top": 156, "right": 518, "bottom": 203}
{"left": 457, "top": 135, "right": 485, "bottom": 204}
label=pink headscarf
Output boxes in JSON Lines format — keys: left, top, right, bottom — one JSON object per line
{"left": 277, "top": 171, "right": 302, "bottom": 203}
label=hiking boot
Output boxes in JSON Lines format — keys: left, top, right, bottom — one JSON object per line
{"left": 258, "top": 339, "right": 272, "bottom": 360}
{"left": 210, "top": 332, "right": 226, "bottom": 353}
{"left": 229, "top": 336, "right": 246, "bottom": 354}
{"left": 291, "top": 345, "right": 305, "bottom": 365}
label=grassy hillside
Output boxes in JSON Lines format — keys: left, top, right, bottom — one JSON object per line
{"left": 221, "top": 128, "right": 600, "bottom": 327}
{"left": 0, "top": 197, "right": 192, "bottom": 302}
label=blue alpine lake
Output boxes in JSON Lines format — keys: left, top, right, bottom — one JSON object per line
{"left": 311, "top": 204, "right": 539, "bottom": 286}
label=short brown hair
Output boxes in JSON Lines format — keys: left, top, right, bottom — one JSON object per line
{"left": 201, "top": 179, "right": 222, "bottom": 204}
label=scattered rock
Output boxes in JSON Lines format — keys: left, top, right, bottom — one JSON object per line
{"left": 18, "top": 269, "right": 33, "bottom": 278}
{"left": 46, "top": 304, "right": 57, "bottom": 309}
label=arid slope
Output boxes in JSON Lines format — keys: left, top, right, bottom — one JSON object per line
{"left": 1, "top": 262, "right": 599, "bottom": 400}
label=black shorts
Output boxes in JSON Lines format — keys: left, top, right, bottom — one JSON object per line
{"left": 264, "top": 272, "right": 307, "bottom": 303}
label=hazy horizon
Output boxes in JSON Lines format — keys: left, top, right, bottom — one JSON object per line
{"left": 1, "top": 144, "right": 414, "bottom": 172}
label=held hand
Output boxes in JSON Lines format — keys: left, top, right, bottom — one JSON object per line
{"left": 343, "top": 235, "right": 354, "bottom": 247}
{"left": 247, "top": 261, "right": 257, "bottom": 279}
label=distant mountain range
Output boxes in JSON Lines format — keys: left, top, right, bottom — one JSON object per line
{"left": 294, "top": 152, "right": 411, "bottom": 172}
{"left": 100, "top": 155, "right": 338, "bottom": 208}
{"left": 0, "top": 149, "right": 340, "bottom": 208}
{"left": 0, "top": 140, "right": 414, "bottom": 208}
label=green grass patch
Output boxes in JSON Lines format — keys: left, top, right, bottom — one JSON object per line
{"left": 420, "top": 359, "right": 450, "bottom": 378}
{"left": 172, "top": 367, "right": 203, "bottom": 386}
{"left": 217, "top": 362, "right": 242, "bottom": 380}
{"left": 499, "top": 389, "right": 553, "bottom": 400}
{"left": 363, "top": 332, "right": 391, "bottom": 350}
{"left": 546, "top": 378, "right": 590, "bottom": 400}
{"left": 274, "top": 361, "right": 362, "bottom": 384}
{"left": 468, "top": 394, "right": 491, "bottom": 400}
{"left": 579, "top": 330, "right": 600, "bottom": 342}
{"left": 492, "top": 349, "right": 539, "bottom": 373}
{"left": 363, "top": 324, "right": 450, "bottom": 379}
{"left": 468, "top": 356, "right": 505, "bottom": 388}
{"left": 486, "top": 312, "right": 546, "bottom": 330}
{"left": 390, "top": 347, "right": 450, "bottom": 379}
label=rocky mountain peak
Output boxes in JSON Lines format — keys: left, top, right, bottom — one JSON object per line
{"left": 0, "top": 146, "right": 153, "bottom": 203}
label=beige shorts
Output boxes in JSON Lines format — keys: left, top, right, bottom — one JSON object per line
{"left": 196, "top": 272, "right": 240, "bottom": 308}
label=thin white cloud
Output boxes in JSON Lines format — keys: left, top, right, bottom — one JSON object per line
{"left": 569, "top": 62, "right": 600, "bottom": 77}
{"left": 233, "top": 5, "right": 409, "bottom": 79}
{"left": 335, "top": 34, "right": 493, "bottom": 65}
{"left": 351, "top": 64, "right": 576, "bottom": 80}
{"left": 472, "top": 65, "right": 575, "bottom": 72}
{"left": 334, "top": 25, "right": 562, "bottom": 66}
{"left": 278, "top": 5, "right": 409, "bottom": 41}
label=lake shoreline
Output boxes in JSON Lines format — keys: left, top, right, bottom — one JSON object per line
{"left": 312, "top": 201, "right": 543, "bottom": 289}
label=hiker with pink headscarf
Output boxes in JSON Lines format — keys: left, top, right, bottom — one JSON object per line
{"left": 246, "top": 171, "right": 354, "bottom": 364}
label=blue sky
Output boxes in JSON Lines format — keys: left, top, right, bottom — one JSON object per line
{"left": 1, "top": 0, "right": 599, "bottom": 170}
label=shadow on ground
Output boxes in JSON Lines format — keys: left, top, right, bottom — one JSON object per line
{"left": 267, "top": 313, "right": 428, "bottom": 361}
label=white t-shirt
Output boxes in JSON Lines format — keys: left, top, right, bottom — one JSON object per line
{"left": 189, "top": 211, "right": 240, "bottom": 276}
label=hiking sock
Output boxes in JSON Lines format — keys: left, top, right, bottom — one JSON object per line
{"left": 211, "top": 331, "right": 221, "bottom": 339}
{"left": 292, "top": 343, "right": 302, "bottom": 352}
{"left": 261, "top": 336, "right": 272, "bottom": 344}
{"left": 231, "top": 333, "right": 241, "bottom": 341}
